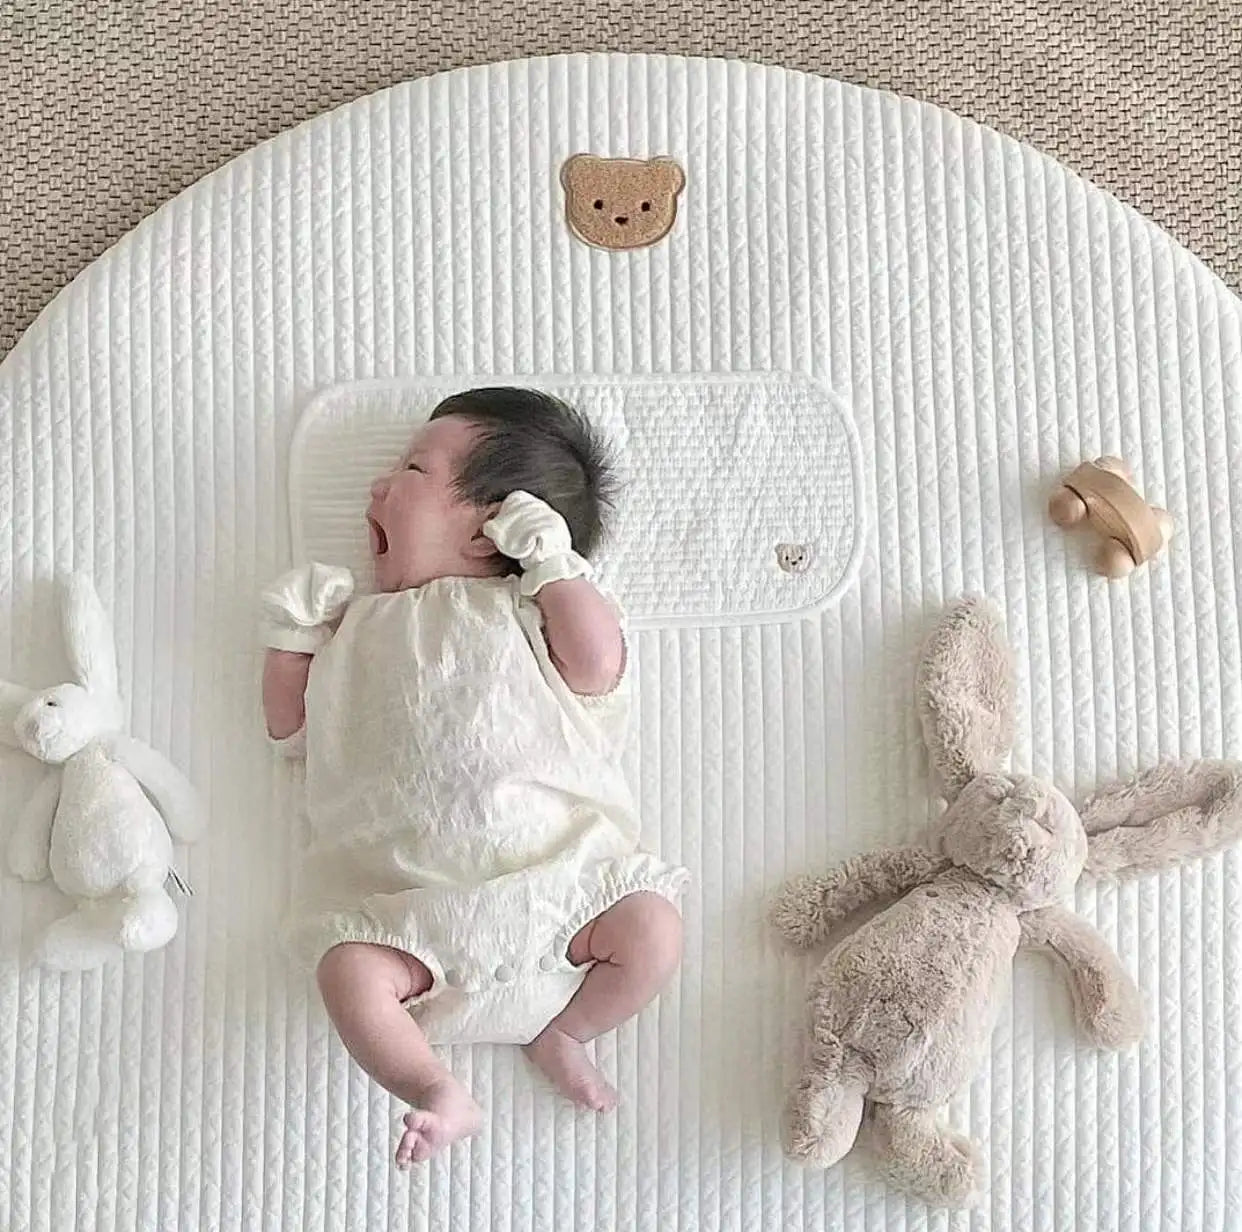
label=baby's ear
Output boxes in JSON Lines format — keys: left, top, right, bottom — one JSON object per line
{"left": 1083, "top": 759, "right": 1242, "bottom": 877}
{"left": 469, "top": 505, "right": 506, "bottom": 560}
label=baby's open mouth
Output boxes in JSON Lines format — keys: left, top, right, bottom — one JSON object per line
{"left": 368, "top": 516, "right": 389, "bottom": 556}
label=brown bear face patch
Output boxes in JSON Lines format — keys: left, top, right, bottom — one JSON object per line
{"left": 561, "top": 154, "right": 686, "bottom": 250}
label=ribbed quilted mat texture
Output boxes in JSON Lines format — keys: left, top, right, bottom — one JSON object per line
{"left": 1, "top": 52, "right": 1240, "bottom": 1231}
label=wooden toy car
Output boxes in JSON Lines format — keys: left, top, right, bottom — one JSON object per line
{"left": 1048, "top": 457, "right": 1173, "bottom": 578}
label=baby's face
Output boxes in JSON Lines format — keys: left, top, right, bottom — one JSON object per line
{"left": 367, "top": 416, "right": 498, "bottom": 591}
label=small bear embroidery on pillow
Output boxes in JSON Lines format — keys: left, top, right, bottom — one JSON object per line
{"left": 560, "top": 154, "right": 686, "bottom": 250}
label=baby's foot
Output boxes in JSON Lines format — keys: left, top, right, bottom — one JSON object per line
{"left": 523, "top": 1025, "right": 619, "bottom": 1112}
{"left": 395, "top": 1077, "right": 483, "bottom": 1169}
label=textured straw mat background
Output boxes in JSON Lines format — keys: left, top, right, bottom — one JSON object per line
{"left": 0, "top": 1, "right": 1239, "bottom": 361}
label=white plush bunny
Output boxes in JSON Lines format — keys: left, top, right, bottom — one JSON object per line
{"left": 0, "top": 574, "right": 205, "bottom": 969}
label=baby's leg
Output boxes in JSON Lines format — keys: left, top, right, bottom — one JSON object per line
{"left": 524, "top": 891, "right": 682, "bottom": 1111}
{"left": 317, "top": 942, "right": 482, "bottom": 1167}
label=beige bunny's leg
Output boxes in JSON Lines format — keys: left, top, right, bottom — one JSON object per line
{"left": 866, "top": 1103, "right": 981, "bottom": 1208}
{"left": 782, "top": 1022, "right": 868, "bottom": 1167}
{"left": 1019, "top": 906, "right": 1144, "bottom": 1048}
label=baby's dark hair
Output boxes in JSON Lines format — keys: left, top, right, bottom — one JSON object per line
{"left": 430, "top": 387, "right": 617, "bottom": 558}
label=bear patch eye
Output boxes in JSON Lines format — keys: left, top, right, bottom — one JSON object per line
{"left": 593, "top": 199, "right": 604, "bottom": 210}
{"left": 641, "top": 201, "right": 651, "bottom": 211}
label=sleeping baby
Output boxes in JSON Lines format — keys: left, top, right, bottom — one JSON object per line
{"left": 259, "top": 387, "right": 687, "bottom": 1168}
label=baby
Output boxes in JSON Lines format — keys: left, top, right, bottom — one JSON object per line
{"left": 260, "top": 387, "right": 687, "bottom": 1167}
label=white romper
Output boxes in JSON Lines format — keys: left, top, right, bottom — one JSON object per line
{"left": 271, "top": 569, "right": 687, "bottom": 1046}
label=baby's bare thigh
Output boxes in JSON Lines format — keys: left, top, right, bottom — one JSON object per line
{"left": 317, "top": 941, "right": 434, "bottom": 1004}
{"left": 567, "top": 891, "right": 683, "bottom": 967}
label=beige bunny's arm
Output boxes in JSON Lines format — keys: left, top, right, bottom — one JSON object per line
{"left": 769, "top": 846, "right": 948, "bottom": 951}
{"left": 7, "top": 770, "right": 61, "bottom": 882}
{"left": 1018, "top": 906, "right": 1144, "bottom": 1049}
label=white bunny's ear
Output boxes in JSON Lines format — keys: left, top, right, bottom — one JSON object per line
{"left": 1083, "top": 759, "right": 1242, "bottom": 878}
{"left": 60, "top": 574, "right": 120, "bottom": 699}
{"left": 0, "top": 681, "right": 35, "bottom": 747}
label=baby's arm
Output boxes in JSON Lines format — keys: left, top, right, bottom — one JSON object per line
{"left": 263, "top": 650, "right": 313, "bottom": 739}
{"left": 484, "top": 492, "right": 624, "bottom": 696}
{"left": 258, "top": 564, "right": 355, "bottom": 743}
{"left": 533, "top": 580, "right": 625, "bottom": 696}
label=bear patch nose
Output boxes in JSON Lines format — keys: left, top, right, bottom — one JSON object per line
{"left": 614, "top": 215, "right": 629, "bottom": 225}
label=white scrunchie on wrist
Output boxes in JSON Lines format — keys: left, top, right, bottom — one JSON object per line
{"left": 268, "top": 726, "right": 307, "bottom": 759}
{"left": 483, "top": 491, "right": 593, "bottom": 597}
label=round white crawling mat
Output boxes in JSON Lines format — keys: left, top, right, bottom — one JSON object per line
{"left": 0, "top": 52, "right": 1239, "bottom": 1232}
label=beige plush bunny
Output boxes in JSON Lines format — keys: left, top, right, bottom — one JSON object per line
{"left": 769, "top": 597, "right": 1242, "bottom": 1207}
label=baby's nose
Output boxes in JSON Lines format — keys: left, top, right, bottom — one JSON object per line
{"left": 370, "top": 475, "right": 390, "bottom": 500}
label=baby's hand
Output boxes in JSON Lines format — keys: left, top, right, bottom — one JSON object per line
{"left": 483, "top": 492, "right": 573, "bottom": 564}
{"left": 259, "top": 563, "right": 355, "bottom": 653}
{"left": 483, "top": 492, "right": 592, "bottom": 596}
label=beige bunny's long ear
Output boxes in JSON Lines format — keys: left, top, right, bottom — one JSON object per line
{"left": 915, "top": 596, "right": 1016, "bottom": 801}
{"left": 1083, "top": 759, "right": 1242, "bottom": 877}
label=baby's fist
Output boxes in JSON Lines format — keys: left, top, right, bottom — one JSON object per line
{"left": 483, "top": 491, "right": 574, "bottom": 565}
{"left": 259, "top": 563, "right": 355, "bottom": 653}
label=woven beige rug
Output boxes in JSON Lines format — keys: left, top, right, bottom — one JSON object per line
{"left": 0, "top": 1, "right": 1238, "bottom": 360}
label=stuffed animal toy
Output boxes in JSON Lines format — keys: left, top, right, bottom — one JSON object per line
{"left": 0, "top": 574, "right": 205, "bottom": 969}
{"left": 769, "top": 596, "right": 1242, "bottom": 1207}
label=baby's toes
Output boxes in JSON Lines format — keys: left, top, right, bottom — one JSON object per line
{"left": 405, "top": 1110, "right": 443, "bottom": 1162}
{"left": 395, "top": 1116, "right": 427, "bottom": 1169}
{"left": 574, "top": 1073, "right": 618, "bottom": 1113}
{"left": 592, "top": 1081, "right": 619, "bottom": 1113}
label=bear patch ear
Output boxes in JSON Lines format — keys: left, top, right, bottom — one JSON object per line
{"left": 649, "top": 157, "right": 686, "bottom": 194}
{"left": 561, "top": 154, "right": 602, "bottom": 191}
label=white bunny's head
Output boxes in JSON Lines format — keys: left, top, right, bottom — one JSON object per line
{"left": 10, "top": 576, "right": 123, "bottom": 764}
